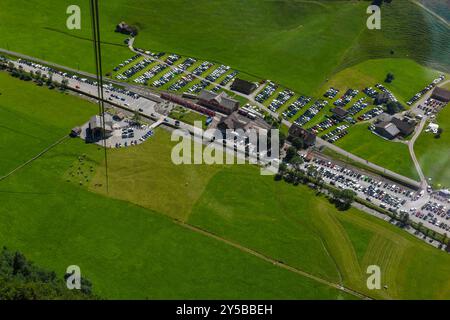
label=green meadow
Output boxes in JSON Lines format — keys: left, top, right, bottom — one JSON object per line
{"left": 3, "top": 71, "right": 450, "bottom": 299}
{"left": 1, "top": 0, "right": 450, "bottom": 300}
{"left": 1, "top": 0, "right": 449, "bottom": 95}
{"left": 0, "top": 72, "right": 354, "bottom": 299}
{"left": 334, "top": 123, "right": 418, "bottom": 180}
{"left": 415, "top": 102, "right": 450, "bottom": 188}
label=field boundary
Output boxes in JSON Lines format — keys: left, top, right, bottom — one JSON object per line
{"left": 0, "top": 135, "right": 69, "bottom": 182}
{"left": 175, "top": 220, "right": 373, "bottom": 300}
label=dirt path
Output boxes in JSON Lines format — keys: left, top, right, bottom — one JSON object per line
{"left": 175, "top": 220, "right": 374, "bottom": 300}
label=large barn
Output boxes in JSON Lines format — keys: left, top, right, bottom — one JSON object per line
{"left": 431, "top": 87, "right": 450, "bottom": 103}
{"left": 231, "top": 78, "right": 257, "bottom": 95}
{"left": 198, "top": 90, "right": 239, "bottom": 115}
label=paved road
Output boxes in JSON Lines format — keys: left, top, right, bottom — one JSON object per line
{"left": 126, "top": 42, "right": 429, "bottom": 187}
{"left": 408, "top": 117, "right": 427, "bottom": 188}
{"left": 0, "top": 47, "right": 163, "bottom": 103}
{"left": 2, "top": 46, "right": 425, "bottom": 190}
{"left": 406, "top": 79, "right": 450, "bottom": 189}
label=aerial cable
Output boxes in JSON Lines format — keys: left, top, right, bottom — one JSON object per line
{"left": 89, "top": 0, "right": 109, "bottom": 193}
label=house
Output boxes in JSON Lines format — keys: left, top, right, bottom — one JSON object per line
{"left": 374, "top": 121, "right": 400, "bottom": 140}
{"left": 217, "top": 111, "right": 271, "bottom": 133}
{"left": 376, "top": 113, "right": 392, "bottom": 123}
{"left": 288, "top": 123, "right": 316, "bottom": 147}
{"left": 391, "top": 117, "right": 416, "bottom": 136}
{"left": 230, "top": 78, "right": 257, "bottom": 95}
{"left": 431, "top": 87, "right": 450, "bottom": 103}
{"left": 438, "top": 189, "right": 450, "bottom": 199}
{"left": 114, "top": 111, "right": 126, "bottom": 121}
{"left": 88, "top": 114, "right": 114, "bottom": 140}
{"left": 115, "top": 21, "right": 138, "bottom": 36}
{"left": 70, "top": 127, "right": 82, "bottom": 137}
{"left": 331, "top": 107, "right": 349, "bottom": 121}
{"left": 198, "top": 90, "right": 239, "bottom": 115}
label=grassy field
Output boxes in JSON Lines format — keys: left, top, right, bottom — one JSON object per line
{"left": 415, "top": 104, "right": 450, "bottom": 188}
{"left": 186, "top": 165, "right": 450, "bottom": 299}
{"left": 3, "top": 72, "right": 450, "bottom": 299}
{"left": 2, "top": 0, "right": 448, "bottom": 96}
{"left": 0, "top": 71, "right": 354, "bottom": 299}
{"left": 2, "top": 0, "right": 450, "bottom": 300}
{"left": 0, "top": 71, "right": 97, "bottom": 176}
{"left": 334, "top": 123, "right": 419, "bottom": 180}
{"left": 316, "top": 58, "right": 443, "bottom": 104}
{"left": 168, "top": 106, "right": 207, "bottom": 129}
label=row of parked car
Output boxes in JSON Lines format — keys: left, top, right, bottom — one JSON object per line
{"left": 113, "top": 54, "right": 141, "bottom": 72}
{"left": 407, "top": 74, "right": 445, "bottom": 106}
{"left": 306, "top": 160, "right": 406, "bottom": 210}
{"left": 375, "top": 84, "right": 397, "bottom": 102}
{"left": 255, "top": 82, "right": 277, "bottom": 103}
{"left": 117, "top": 58, "right": 154, "bottom": 80}
{"left": 192, "top": 61, "right": 213, "bottom": 76}
{"left": 310, "top": 158, "right": 416, "bottom": 200}
{"left": 188, "top": 80, "right": 209, "bottom": 94}
{"left": 134, "top": 63, "right": 168, "bottom": 85}
{"left": 152, "top": 67, "right": 185, "bottom": 87}
{"left": 346, "top": 98, "right": 369, "bottom": 117}
{"left": 311, "top": 118, "right": 337, "bottom": 134}
{"left": 281, "top": 96, "right": 311, "bottom": 119}
{"left": 294, "top": 100, "right": 328, "bottom": 126}
{"left": 357, "top": 106, "right": 383, "bottom": 121}
{"left": 333, "top": 89, "right": 359, "bottom": 107}
{"left": 206, "top": 65, "right": 230, "bottom": 82}
{"left": 421, "top": 201, "right": 449, "bottom": 218}
{"left": 169, "top": 74, "right": 195, "bottom": 91}
{"left": 322, "top": 124, "right": 349, "bottom": 143}
{"left": 17, "top": 59, "right": 140, "bottom": 101}
{"left": 164, "top": 54, "right": 181, "bottom": 66}
{"left": 268, "top": 89, "right": 294, "bottom": 112}
{"left": 219, "top": 71, "right": 238, "bottom": 86}
{"left": 323, "top": 87, "right": 339, "bottom": 99}
{"left": 363, "top": 87, "right": 378, "bottom": 98}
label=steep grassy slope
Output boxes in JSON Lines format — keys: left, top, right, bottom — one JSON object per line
{"left": 2, "top": 0, "right": 448, "bottom": 95}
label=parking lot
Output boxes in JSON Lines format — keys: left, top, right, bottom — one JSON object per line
{"left": 300, "top": 153, "right": 449, "bottom": 235}
{"left": 14, "top": 59, "right": 159, "bottom": 117}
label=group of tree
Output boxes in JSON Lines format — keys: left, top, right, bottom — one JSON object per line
{"left": 385, "top": 73, "right": 395, "bottom": 83}
{"left": 3, "top": 61, "right": 68, "bottom": 91}
{"left": 330, "top": 188, "right": 356, "bottom": 211}
{"left": 0, "top": 247, "right": 98, "bottom": 300}
{"left": 434, "top": 127, "right": 444, "bottom": 139}
{"left": 385, "top": 101, "right": 405, "bottom": 115}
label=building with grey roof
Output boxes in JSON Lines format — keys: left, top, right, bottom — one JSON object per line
{"left": 198, "top": 90, "right": 239, "bottom": 115}
{"left": 88, "top": 113, "right": 114, "bottom": 140}
{"left": 374, "top": 121, "right": 400, "bottom": 140}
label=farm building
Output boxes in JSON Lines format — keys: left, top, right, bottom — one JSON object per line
{"left": 231, "top": 78, "right": 257, "bottom": 95}
{"left": 331, "top": 107, "right": 349, "bottom": 121}
{"left": 88, "top": 114, "right": 114, "bottom": 140}
{"left": 198, "top": 90, "right": 239, "bottom": 115}
{"left": 391, "top": 117, "right": 416, "bottom": 136}
{"left": 288, "top": 123, "right": 316, "bottom": 147}
{"left": 115, "top": 21, "right": 138, "bottom": 36}
{"left": 217, "top": 111, "right": 271, "bottom": 133}
{"left": 374, "top": 121, "right": 400, "bottom": 140}
{"left": 431, "top": 87, "right": 450, "bottom": 103}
